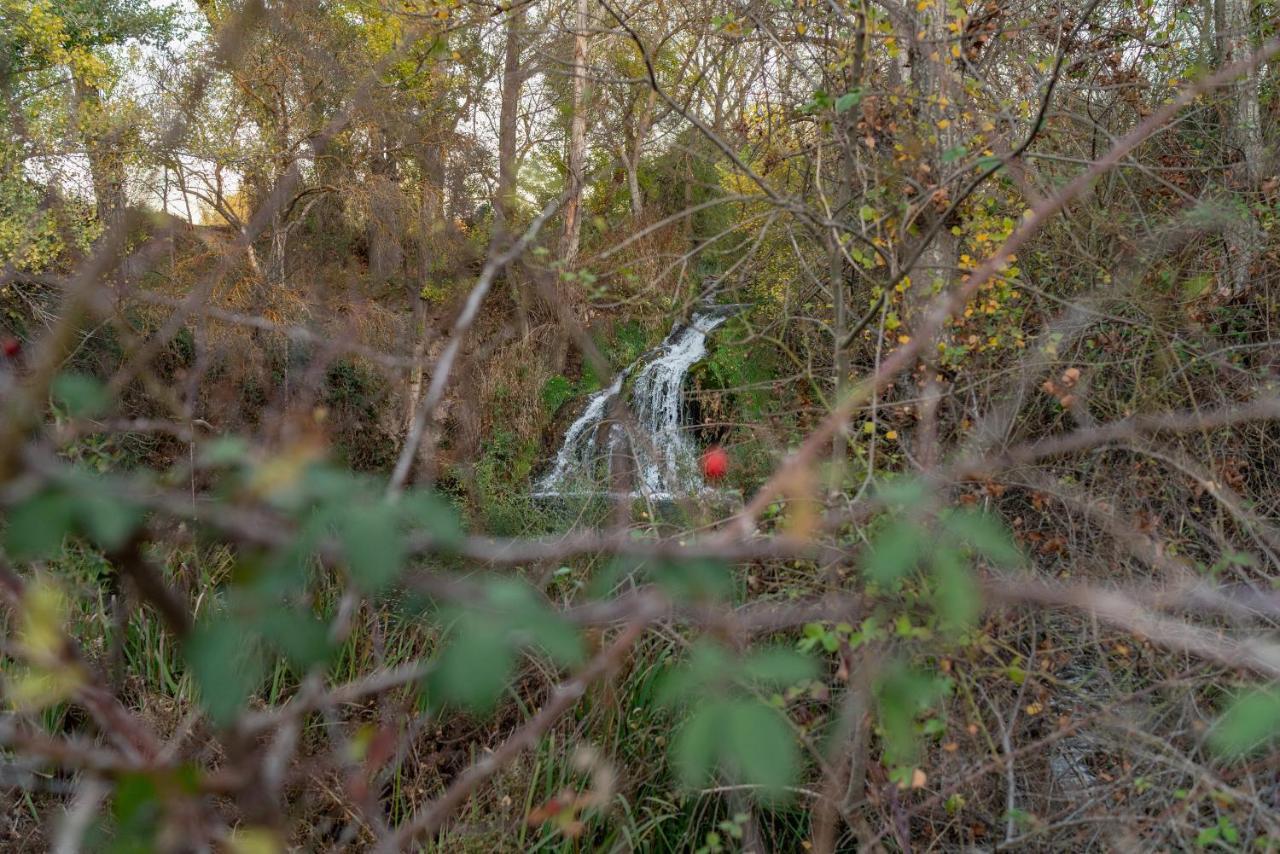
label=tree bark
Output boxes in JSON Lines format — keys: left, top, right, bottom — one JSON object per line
{"left": 1217, "top": 0, "right": 1263, "bottom": 298}
{"left": 495, "top": 4, "right": 530, "bottom": 333}
{"left": 405, "top": 143, "right": 445, "bottom": 431}
{"left": 560, "top": 0, "right": 590, "bottom": 264}
{"left": 494, "top": 6, "right": 524, "bottom": 247}
{"left": 73, "top": 78, "right": 126, "bottom": 239}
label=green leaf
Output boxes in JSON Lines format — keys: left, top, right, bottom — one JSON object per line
{"left": 340, "top": 503, "right": 405, "bottom": 593}
{"left": 944, "top": 510, "right": 1022, "bottom": 566}
{"left": 740, "top": 647, "right": 819, "bottom": 687}
{"left": 484, "top": 580, "right": 583, "bottom": 666}
{"left": 876, "top": 664, "right": 951, "bottom": 766}
{"left": 52, "top": 372, "right": 109, "bottom": 418}
{"left": 400, "top": 490, "right": 462, "bottom": 548}
{"left": 942, "top": 145, "right": 967, "bottom": 164}
{"left": 672, "top": 700, "right": 727, "bottom": 786}
{"left": 834, "top": 88, "right": 862, "bottom": 113}
{"left": 258, "top": 609, "right": 332, "bottom": 668}
{"left": 426, "top": 621, "right": 515, "bottom": 711}
{"left": 5, "top": 490, "right": 75, "bottom": 560}
{"left": 976, "top": 155, "right": 1004, "bottom": 173}
{"left": 75, "top": 489, "right": 142, "bottom": 551}
{"left": 657, "top": 642, "right": 732, "bottom": 706}
{"left": 866, "top": 520, "right": 924, "bottom": 584}
{"left": 651, "top": 558, "right": 732, "bottom": 602}
{"left": 198, "top": 436, "right": 249, "bottom": 467}
{"left": 109, "top": 773, "right": 161, "bottom": 853}
{"left": 858, "top": 205, "right": 877, "bottom": 222}
{"left": 186, "top": 618, "right": 264, "bottom": 726}
{"left": 724, "top": 700, "right": 797, "bottom": 800}
{"left": 931, "top": 549, "right": 980, "bottom": 631}
{"left": 1210, "top": 686, "right": 1280, "bottom": 757}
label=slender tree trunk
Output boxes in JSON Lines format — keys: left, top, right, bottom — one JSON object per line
{"left": 828, "top": 5, "right": 865, "bottom": 470}
{"left": 561, "top": 0, "right": 590, "bottom": 264}
{"left": 906, "top": 0, "right": 958, "bottom": 318}
{"left": 1217, "top": 0, "right": 1263, "bottom": 298}
{"left": 494, "top": 7, "right": 523, "bottom": 247}
{"left": 626, "top": 89, "right": 656, "bottom": 219}
{"left": 73, "top": 78, "right": 126, "bottom": 239}
{"left": 369, "top": 125, "right": 403, "bottom": 284}
{"left": 405, "top": 144, "right": 444, "bottom": 431}
{"left": 495, "top": 4, "right": 530, "bottom": 333}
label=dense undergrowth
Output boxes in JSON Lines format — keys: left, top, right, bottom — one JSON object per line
{"left": 4, "top": 0, "right": 1280, "bottom": 850}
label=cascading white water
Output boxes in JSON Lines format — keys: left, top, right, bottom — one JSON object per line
{"left": 533, "top": 371, "right": 627, "bottom": 495}
{"left": 628, "top": 311, "right": 727, "bottom": 495}
{"left": 535, "top": 307, "right": 731, "bottom": 498}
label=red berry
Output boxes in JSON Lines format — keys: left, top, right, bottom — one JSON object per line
{"left": 702, "top": 446, "right": 728, "bottom": 481}
{"left": 1, "top": 337, "right": 19, "bottom": 358}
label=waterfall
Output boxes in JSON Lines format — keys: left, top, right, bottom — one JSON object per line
{"left": 535, "top": 306, "right": 732, "bottom": 498}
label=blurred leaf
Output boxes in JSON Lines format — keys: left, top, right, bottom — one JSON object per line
{"left": 657, "top": 642, "right": 732, "bottom": 706}
{"left": 75, "top": 488, "right": 142, "bottom": 551}
{"left": 226, "top": 827, "right": 283, "bottom": 854}
{"left": 400, "top": 490, "right": 463, "bottom": 548}
{"left": 835, "top": 88, "right": 862, "bottom": 113}
{"left": 866, "top": 520, "right": 924, "bottom": 584}
{"left": 186, "top": 618, "right": 264, "bottom": 726}
{"left": 484, "top": 580, "right": 582, "bottom": 666}
{"left": 52, "top": 372, "right": 108, "bottom": 418}
{"left": 876, "top": 664, "right": 951, "bottom": 766}
{"left": 6, "top": 665, "right": 84, "bottom": 711}
{"left": 875, "top": 478, "right": 926, "bottom": 507}
{"left": 258, "top": 609, "right": 332, "bottom": 668}
{"left": 5, "top": 490, "right": 75, "bottom": 560}
{"left": 740, "top": 647, "right": 819, "bottom": 687}
{"left": 944, "top": 510, "right": 1022, "bottom": 566}
{"left": 198, "top": 436, "right": 249, "bottom": 467}
{"left": 931, "top": 549, "right": 980, "bottom": 631}
{"left": 426, "top": 621, "right": 515, "bottom": 711}
{"left": 109, "top": 773, "right": 160, "bottom": 854}
{"left": 1210, "top": 686, "right": 1280, "bottom": 757}
{"left": 17, "top": 577, "right": 70, "bottom": 659}
{"left": 672, "top": 699, "right": 727, "bottom": 786}
{"left": 340, "top": 503, "right": 405, "bottom": 593}
{"left": 651, "top": 558, "right": 732, "bottom": 602}
{"left": 724, "top": 699, "right": 797, "bottom": 799}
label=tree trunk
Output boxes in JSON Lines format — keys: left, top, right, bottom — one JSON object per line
{"left": 369, "top": 126, "right": 403, "bottom": 284}
{"left": 73, "top": 78, "right": 126, "bottom": 239}
{"left": 905, "top": 0, "right": 959, "bottom": 319}
{"left": 405, "top": 143, "right": 446, "bottom": 431}
{"left": 560, "top": 0, "right": 590, "bottom": 264}
{"left": 494, "top": 7, "right": 523, "bottom": 247}
{"left": 1217, "top": 0, "right": 1263, "bottom": 298}
{"left": 828, "top": 6, "right": 865, "bottom": 470}
{"left": 495, "top": 4, "right": 530, "bottom": 333}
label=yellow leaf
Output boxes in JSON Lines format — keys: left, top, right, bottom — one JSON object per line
{"left": 6, "top": 665, "right": 84, "bottom": 712}
{"left": 885, "top": 430, "right": 899, "bottom": 440}
{"left": 936, "top": 118, "right": 951, "bottom": 130}
{"left": 20, "top": 578, "right": 69, "bottom": 662}
{"left": 227, "top": 828, "right": 283, "bottom": 854}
